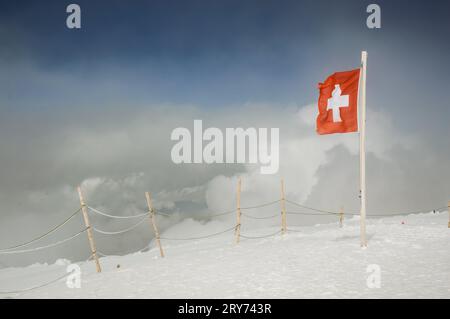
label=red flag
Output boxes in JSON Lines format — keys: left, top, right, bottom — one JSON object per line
{"left": 316, "top": 69, "right": 360, "bottom": 135}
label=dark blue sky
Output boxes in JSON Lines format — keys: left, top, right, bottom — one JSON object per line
{"left": 1, "top": 0, "right": 449, "bottom": 136}
{"left": 0, "top": 0, "right": 450, "bottom": 107}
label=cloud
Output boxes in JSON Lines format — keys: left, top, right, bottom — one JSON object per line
{"left": 201, "top": 103, "right": 422, "bottom": 220}
{"left": 0, "top": 101, "right": 448, "bottom": 268}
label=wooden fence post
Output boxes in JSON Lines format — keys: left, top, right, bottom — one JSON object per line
{"left": 77, "top": 186, "right": 102, "bottom": 273}
{"left": 448, "top": 200, "right": 450, "bottom": 228}
{"left": 339, "top": 206, "right": 344, "bottom": 228}
{"left": 280, "top": 179, "right": 287, "bottom": 235}
{"left": 235, "top": 178, "right": 242, "bottom": 244}
{"left": 145, "top": 192, "right": 165, "bottom": 257}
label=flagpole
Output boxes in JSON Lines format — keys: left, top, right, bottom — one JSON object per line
{"left": 360, "top": 51, "right": 368, "bottom": 247}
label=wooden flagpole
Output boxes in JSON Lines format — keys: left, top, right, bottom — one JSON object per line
{"left": 359, "top": 51, "right": 368, "bottom": 247}
{"left": 77, "top": 186, "right": 102, "bottom": 273}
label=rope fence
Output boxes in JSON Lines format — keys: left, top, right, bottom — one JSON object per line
{"left": 285, "top": 199, "right": 338, "bottom": 215}
{"left": 92, "top": 216, "right": 149, "bottom": 235}
{"left": 97, "top": 240, "right": 152, "bottom": 258}
{"left": 0, "top": 270, "right": 74, "bottom": 295}
{"left": 0, "top": 208, "right": 82, "bottom": 252}
{"left": 287, "top": 211, "right": 332, "bottom": 216}
{"left": 240, "top": 199, "right": 281, "bottom": 210}
{"left": 160, "top": 225, "right": 237, "bottom": 241}
{"left": 240, "top": 230, "right": 282, "bottom": 239}
{"left": 0, "top": 254, "right": 92, "bottom": 295}
{"left": 285, "top": 199, "right": 447, "bottom": 217}
{"left": 87, "top": 206, "right": 149, "bottom": 219}
{"left": 0, "top": 228, "right": 88, "bottom": 255}
{"left": 286, "top": 228, "right": 304, "bottom": 233}
{"left": 0, "top": 179, "right": 448, "bottom": 296}
{"left": 242, "top": 212, "right": 280, "bottom": 219}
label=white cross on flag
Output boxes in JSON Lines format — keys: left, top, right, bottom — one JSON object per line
{"left": 316, "top": 69, "right": 360, "bottom": 135}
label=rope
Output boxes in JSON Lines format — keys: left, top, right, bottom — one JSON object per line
{"left": 87, "top": 206, "right": 150, "bottom": 219}
{"left": 93, "top": 216, "right": 148, "bottom": 235}
{"left": 240, "top": 230, "right": 282, "bottom": 239}
{"left": 156, "top": 208, "right": 236, "bottom": 218}
{"left": 207, "top": 209, "right": 237, "bottom": 217}
{"left": 0, "top": 255, "right": 92, "bottom": 295}
{"left": 160, "top": 225, "right": 236, "bottom": 241}
{"left": 97, "top": 241, "right": 152, "bottom": 258}
{"left": 286, "top": 199, "right": 446, "bottom": 217}
{"left": 0, "top": 208, "right": 82, "bottom": 252}
{"left": 351, "top": 206, "right": 449, "bottom": 217}
{"left": 241, "top": 199, "right": 281, "bottom": 210}
{"left": 285, "top": 199, "right": 337, "bottom": 215}
{"left": 287, "top": 209, "right": 443, "bottom": 217}
{"left": 137, "top": 242, "right": 152, "bottom": 253}
{"left": 97, "top": 251, "right": 111, "bottom": 257}
{"left": 287, "top": 228, "right": 303, "bottom": 233}
{"left": 155, "top": 209, "right": 236, "bottom": 217}
{"left": 155, "top": 211, "right": 171, "bottom": 217}
{"left": 0, "top": 270, "right": 72, "bottom": 294}
{"left": 287, "top": 211, "right": 334, "bottom": 216}
{"left": 241, "top": 212, "right": 280, "bottom": 219}
{"left": 0, "top": 228, "right": 88, "bottom": 255}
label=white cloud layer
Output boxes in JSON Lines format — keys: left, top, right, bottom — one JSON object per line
{"left": 0, "top": 102, "right": 447, "bottom": 267}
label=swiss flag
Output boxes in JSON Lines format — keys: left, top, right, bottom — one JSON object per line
{"left": 316, "top": 69, "right": 360, "bottom": 135}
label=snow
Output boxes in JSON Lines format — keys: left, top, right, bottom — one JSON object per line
{"left": 0, "top": 212, "right": 449, "bottom": 299}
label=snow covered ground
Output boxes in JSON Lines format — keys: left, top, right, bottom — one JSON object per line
{"left": 0, "top": 212, "right": 449, "bottom": 299}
